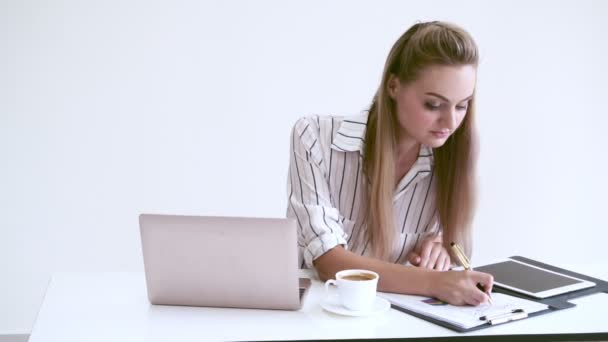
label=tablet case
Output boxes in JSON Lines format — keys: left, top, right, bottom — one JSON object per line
{"left": 390, "top": 256, "right": 608, "bottom": 332}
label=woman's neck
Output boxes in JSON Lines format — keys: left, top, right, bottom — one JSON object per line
{"left": 395, "top": 136, "right": 420, "bottom": 185}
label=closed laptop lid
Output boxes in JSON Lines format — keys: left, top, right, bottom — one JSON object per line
{"left": 139, "top": 214, "right": 301, "bottom": 310}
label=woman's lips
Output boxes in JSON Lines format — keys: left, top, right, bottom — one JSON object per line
{"left": 431, "top": 130, "right": 450, "bottom": 138}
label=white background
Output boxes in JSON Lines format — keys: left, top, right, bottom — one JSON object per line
{"left": 1, "top": 0, "right": 607, "bottom": 335}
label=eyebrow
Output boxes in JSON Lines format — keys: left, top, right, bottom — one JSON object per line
{"left": 425, "top": 92, "right": 474, "bottom": 103}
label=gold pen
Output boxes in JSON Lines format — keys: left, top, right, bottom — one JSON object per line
{"left": 450, "top": 242, "right": 494, "bottom": 305}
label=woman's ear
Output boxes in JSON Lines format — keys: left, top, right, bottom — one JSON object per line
{"left": 387, "top": 74, "right": 400, "bottom": 99}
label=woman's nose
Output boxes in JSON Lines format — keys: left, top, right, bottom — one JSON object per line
{"left": 441, "top": 108, "right": 457, "bottom": 129}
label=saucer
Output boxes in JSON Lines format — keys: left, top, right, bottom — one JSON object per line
{"left": 321, "top": 295, "right": 391, "bottom": 317}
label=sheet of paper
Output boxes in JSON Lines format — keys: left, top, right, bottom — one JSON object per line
{"left": 379, "top": 292, "right": 549, "bottom": 329}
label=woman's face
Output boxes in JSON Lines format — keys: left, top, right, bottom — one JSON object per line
{"left": 388, "top": 64, "right": 477, "bottom": 148}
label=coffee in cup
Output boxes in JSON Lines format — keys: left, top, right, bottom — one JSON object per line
{"left": 341, "top": 273, "right": 376, "bottom": 281}
{"left": 324, "top": 269, "right": 379, "bottom": 311}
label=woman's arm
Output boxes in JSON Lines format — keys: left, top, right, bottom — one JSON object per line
{"left": 314, "top": 245, "right": 433, "bottom": 295}
{"left": 314, "top": 245, "right": 494, "bottom": 306}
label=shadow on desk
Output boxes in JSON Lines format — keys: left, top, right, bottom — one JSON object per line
{"left": 0, "top": 335, "right": 29, "bottom": 342}
{"left": 278, "top": 333, "right": 608, "bottom": 342}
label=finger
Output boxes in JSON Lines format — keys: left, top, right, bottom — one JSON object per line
{"left": 481, "top": 292, "right": 491, "bottom": 304}
{"left": 473, "top": 272, "right": 495, "bottom": 293}
{"left": 432, "top": 252, "right": 445, "bottom": 271}
{"left": 427, "top": 245, "right": 443, "bottom": 269}
{"left": 450, "top": 298, "right": 467, "bottom": 306}
{"left": 467, "top": 288, "right": 488, "bottom": 306}
{"left": 407, "top": 252, "right": 421, "bottom": 265}
{"left": 464, "top": 294, "right": 481, "bottom": 306}
{"left": 475, "top": 290, "right": 490, "bottom": 305}
{"left": 418, "top": 241, "right": 435, "bottom": 268}
{"left": 441, "top": 253, "right": 451, "bottom": 271}
{"left": 433, "top": 250, "right": 447, "bottom": 270}
{"left": 483, "top": 273, "right": 494, "bottom": 292}
{"left": 438, "top": 251, "right": 450, "bottom": 271}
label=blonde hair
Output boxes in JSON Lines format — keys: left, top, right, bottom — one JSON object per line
{"left": 363, "top": 21, "right": 479, "bottom": 260}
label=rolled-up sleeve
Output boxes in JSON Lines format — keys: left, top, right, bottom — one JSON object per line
{"left": 286, "top": 117, "right": 347, "bottom": 268}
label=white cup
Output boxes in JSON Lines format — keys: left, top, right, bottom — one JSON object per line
{"left": 324, "top": 269, "right": 379, "bottom": 311}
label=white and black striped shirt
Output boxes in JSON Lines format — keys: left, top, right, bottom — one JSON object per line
{"left": 287, "top": 112, "right": 440, "bottom": 268}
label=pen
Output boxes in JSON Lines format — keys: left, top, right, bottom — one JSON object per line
{"left": 487, "top": 311, "right": 528, "bottom": 326}
{"left": 449, "top": 242, "right": 494, "bottom": 305}
{"left": 479, "top": 308, "right": 524, "bottom": 321}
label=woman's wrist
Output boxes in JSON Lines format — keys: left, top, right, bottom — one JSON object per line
{"left": 423, "top": 269, "right": 440, "bottom": 298}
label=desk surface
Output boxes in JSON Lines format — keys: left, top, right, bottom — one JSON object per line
{"left": 29, "top": 263, "right": 608, "bottom": 341}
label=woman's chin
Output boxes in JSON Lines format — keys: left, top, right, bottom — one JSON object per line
{"left": 425, "top": 137, "right": 449, "bottom": 148}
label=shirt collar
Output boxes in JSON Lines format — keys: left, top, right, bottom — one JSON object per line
{"left": 416, "top": 144, "right": 433, "bottom": 171}
{"left": 330, "top": 112, "right": 368, "bottom": 155}
{"left": 330, "top": 112, "right": 434, "bottom": 169}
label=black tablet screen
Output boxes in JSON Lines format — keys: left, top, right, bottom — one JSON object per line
{"left": 475, "top": 261, "right": 581, "bottom": 293}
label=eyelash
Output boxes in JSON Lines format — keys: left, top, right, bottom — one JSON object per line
{"left": 424, "top": 103, "right": 468, "bottom": 111}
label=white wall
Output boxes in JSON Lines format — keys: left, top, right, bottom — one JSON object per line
{"left": 1, "top": 0, "right": 607, "bottom": 334}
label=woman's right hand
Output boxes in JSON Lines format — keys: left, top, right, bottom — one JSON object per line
{"left": 430, "top": 270, "right": 494, "bottom": 306}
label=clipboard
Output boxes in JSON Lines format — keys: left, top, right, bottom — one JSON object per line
{"left": 383, "top": 291, "right": 554, "bottom": 332}
{"left": 386, "top": 256, "right": 608, "bottom": 332}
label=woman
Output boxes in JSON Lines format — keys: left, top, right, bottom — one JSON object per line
{"left": 287, "top": 21, "right": 493, "bottom": 306}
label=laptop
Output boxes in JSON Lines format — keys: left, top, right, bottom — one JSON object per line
{"left": 139, "top": 214, "right": 311, "bottom": 310}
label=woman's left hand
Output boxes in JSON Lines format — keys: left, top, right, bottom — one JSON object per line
{"left": 406, "top": 235, "right": 451, "bottom": 271}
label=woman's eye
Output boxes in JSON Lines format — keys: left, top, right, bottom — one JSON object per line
{"left": 456, "top": 105, "right": 468, "bottom": 111}
{"left": 424, "top": 102, "right": 441, "bottom": 110}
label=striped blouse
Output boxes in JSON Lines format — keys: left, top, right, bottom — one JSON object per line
{"left": 286, "top": 112, "right": 440, "bottom": 268}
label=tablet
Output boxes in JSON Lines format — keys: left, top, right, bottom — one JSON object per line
{"left": 474, "top": 259, "right": 596, "bottom": 298}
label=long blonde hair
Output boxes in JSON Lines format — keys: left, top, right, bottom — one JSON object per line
{"left": 364, "top": 21, "right": 479, "bottom": 260}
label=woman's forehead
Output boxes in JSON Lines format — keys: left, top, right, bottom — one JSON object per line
{"left": 409, "top": 65, "right": 477, "bottom": 102}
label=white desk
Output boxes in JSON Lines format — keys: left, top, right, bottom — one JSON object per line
{"left": 29, "top": 264, "right": 608, "bottom": 341}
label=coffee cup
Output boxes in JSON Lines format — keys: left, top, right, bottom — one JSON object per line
{"left": 324, "top": 269, "right": 379, "bottom": 311}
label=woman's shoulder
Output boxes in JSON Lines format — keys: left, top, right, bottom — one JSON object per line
{"left": 292, "top": 114, "right": 337, "bottom": 131}
{"left": 290, "top": 115, "right": 346, "bottom": 155}
{"left": 291, "top": 113, "right": 368, "bottom": 135}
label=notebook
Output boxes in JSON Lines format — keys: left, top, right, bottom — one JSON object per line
{"left": 139, "top": 214, "right": 311, "bottom": 310}
{"left": 379, "top": 291, "right": 549, "bottom": 330}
